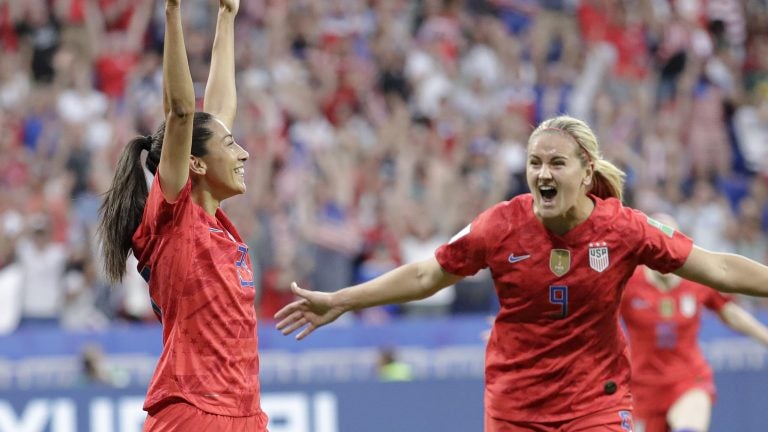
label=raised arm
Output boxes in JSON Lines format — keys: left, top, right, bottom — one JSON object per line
{"left": 203, "top": 0, "right": 239, "bottom": 129}
{"left": 84, "top": 0, "right": 106, "bottom": 55}
{"left": 674, "top": 246, "right": 768, "bottom": 297}
{"left": 275, "top": 257, "right": 463, "bottom": 340}
{"left": 158, "top": 0, "right": 195, "bottom": 201}
{"left": 124, "top": 0, "right": 153, "bottom": 54}
{"left": 718, "top": 302, "right": 768, "bottom": 347}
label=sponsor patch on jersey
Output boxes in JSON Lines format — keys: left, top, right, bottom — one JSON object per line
{"left": 588, "top": 242, "right": 610, "bottom": 272}
{"left": 449, "top": 224, "right": 471, "bottom": 244}
{"left": 549, "top": 249, "right": 570, "bottom": 277}
{"left": 680, "top": 294, "right": 697, "bottom": 317}
{"left": 647, "top": 216, "right": 675, "bottom": 238}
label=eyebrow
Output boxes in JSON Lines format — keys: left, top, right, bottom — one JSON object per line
{"left": 529, "top": 154, "right": 568, "bottom": 159}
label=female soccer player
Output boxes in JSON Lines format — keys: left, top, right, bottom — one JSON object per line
{"left": 97, "top": 0, "right": 268, "bottom": 430}
{"left": 275, "top": 115, "right": 768, "bottom": 431}
{"left": 622, "top": 215, "right": 768, "bottom": 432}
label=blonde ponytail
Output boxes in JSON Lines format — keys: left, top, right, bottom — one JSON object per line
{"left": 591, "top": 158, "right": 626, "bottom": 201}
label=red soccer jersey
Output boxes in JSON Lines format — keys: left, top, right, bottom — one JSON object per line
{"left": 132, "top": 175, "right": 267, "bottom": 424}
{"left": 435, "top": 194, "right": 693, "bottom": 422}
{"left": 621, "top": 267, "right": 730, "bottom": 413}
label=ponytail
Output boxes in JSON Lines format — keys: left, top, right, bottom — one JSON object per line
{"left": 97, "top": 135, "right": 153, "bottom": 283}
{"left": 97, "top": 112, "right": 213, "bottom": 283}
{"left": 591, "top": 158, "right": 626, "bottom": 202}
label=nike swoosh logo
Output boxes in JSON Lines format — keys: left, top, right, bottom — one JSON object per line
{"left": 508, "top": 254, "right": 531, "bottom": 263}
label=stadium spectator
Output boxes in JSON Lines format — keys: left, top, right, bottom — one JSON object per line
{"left": 16, "top": 213, "right": 67, "bottom": 328}
{"left": 84, "top": 0, "right": 152, "bottom": 100}
{"left": 79, "top": 343, "right": 130, "bottom": 387}
{"left": 60, "top": 244, "right": 110, "bottom": 330}
{"left": 0, "top": 0, "right": 767, "bottom": 327}
{"left": 0, "top": 210, "right": 22, "bottom": 334}
{"left": 377, "top": 347, "right": 413, "bottom": 382}
{"left": 276, "top": 115, "right": 768, "bottom": 430}
{"left": 10, "top": 0, "right": 62, "bottom": 84}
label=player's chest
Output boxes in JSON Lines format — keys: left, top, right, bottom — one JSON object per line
{"left": 627, "top": 290, "right": 701, "bottom": 323}
{"left": 197, "top": 225, "right": 256, "bottom": 290}
{"left": 488, "top": 237, "right": 634, "bottom": 294}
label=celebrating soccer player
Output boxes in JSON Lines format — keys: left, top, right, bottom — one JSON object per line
{"left": 276, "top": 115, "right": 768, "bottom": 431}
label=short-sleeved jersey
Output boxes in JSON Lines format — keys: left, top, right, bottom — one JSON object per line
{"left": 132, "top": 175, "right": 267, "bottom": 423}
{"left": 435, "top": 194, "right": 693, "bottom": 422}
{"left": 621, "top": 267, "right": 731, "bottom": 413}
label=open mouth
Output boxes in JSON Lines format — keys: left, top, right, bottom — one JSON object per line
{"left": 234, "top": 167, "right": 245, "bottom": 177}
{"left": 539, "top": 185, "right": 557, "bottom": 201}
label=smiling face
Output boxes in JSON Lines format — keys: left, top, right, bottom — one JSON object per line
{"left": 195, "top": 117, "right": 249, "bottom": 201}
{"left": 526, "top": 131, "right": 593, "bottom": 227}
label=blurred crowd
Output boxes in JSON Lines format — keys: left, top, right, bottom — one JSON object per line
{"left": 1, "top": 0, "right": 768, "bottom": 334}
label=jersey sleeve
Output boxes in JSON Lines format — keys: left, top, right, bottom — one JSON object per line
{"left": 141, "top": 173, "right": 193, "bottom": 236}
{"left": 627, "top": 209, "right": 694, "bottom": 274}
{"left": 701, "top": 285, "right": 732, "bottom": 312}
{"left": 131, "top": 173, "right": 193, "bottom": 266}
{"left": 434, "top": 206, "right": 494, "bottom": 276}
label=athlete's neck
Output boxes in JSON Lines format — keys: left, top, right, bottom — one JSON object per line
{"left": 190, "top": 184, "right": 221, "bottom": 216}
{"left": 541, "top": 196, "right": 595, "bottom": 236}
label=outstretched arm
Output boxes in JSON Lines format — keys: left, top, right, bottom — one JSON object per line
{"left": 203, "top": 0, "right": 239, "bottom": 129}
{"left": 158, "top": 0, "right": 195, "bottom": 202}
{"left": 674, "top": 246, "right": 768, "bottom": 297}
{"left": 718, "top": 302, "right": 768, "bottom": 347}
{"left": 275, "top": 257, "right": 463, "bottom": 340}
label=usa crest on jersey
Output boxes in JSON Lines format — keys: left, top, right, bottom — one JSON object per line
{"left": 588, "top": 242, "right": 609, "bottom": 272}
{"left": 680, "top": 294, "right": 697, "bottom": 317}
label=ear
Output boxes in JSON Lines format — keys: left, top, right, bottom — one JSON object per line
{"left": 583, "top": 166, "right": 594, "bottom": 187}
{"left": 189, "top": 155, "right": 207, "bottom": 175}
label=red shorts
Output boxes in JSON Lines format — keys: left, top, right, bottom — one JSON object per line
{"left": 485, "top": 406, "right": 634, "bottom": 432}
{"left": 143, "top": 400, "right": 268, "bottom": 432}
{"left": 633, "top": 377, "right": 715, "bottom": 415}
{"left": 633, "top": 381, "right": 715, "bottom": 432}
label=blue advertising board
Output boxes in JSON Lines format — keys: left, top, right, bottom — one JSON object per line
{"left": 1, "top": 313, "right": 767, "bottom": 431}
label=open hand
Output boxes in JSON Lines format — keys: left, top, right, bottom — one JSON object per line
{"left": 275, "top": 282, "right": 346, "bottom": 340}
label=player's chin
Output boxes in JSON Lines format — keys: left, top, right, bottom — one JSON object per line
{"left": 221, "top": 184, "right": 246, "bottom": 200}
{"left": 232, "top": 180, "right": 247, "bottom": 195}
{"left": 534, "top": 197, "right": 557, "bottom": 212}
{"left": 535, "top": 205, "right": 563, "bottom": 221}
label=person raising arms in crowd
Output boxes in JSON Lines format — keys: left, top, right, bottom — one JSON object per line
{"left": 621, "top": 214, "right": 768, "bottom": 432}
{"left": 97, "top": 0, "right": 268, "bottom": 430}
{"left": 276, "top": 114, "right": 768, "bottom": 431}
